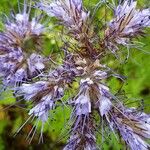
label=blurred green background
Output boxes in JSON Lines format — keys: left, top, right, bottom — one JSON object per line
{"left": 0, "top": 0, "right": 149, "bottom": 150}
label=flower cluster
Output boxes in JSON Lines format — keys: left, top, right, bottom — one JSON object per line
{"left": 18, "top": 81, "right": 63, "bottom": 122}
{"left": 37, "top": 0, "right": 89, "bottom": 30}
{"left": 0, "top": 0, "right": 150, "bottom": 150}
{"left": 104, "top": 0, "right": 150, "bottom": 52}
{"left": 0, "top": 2, "right": 46, "bottom": 87}
{"left": 106, "top": 106, "right": 150, "bottom": 150}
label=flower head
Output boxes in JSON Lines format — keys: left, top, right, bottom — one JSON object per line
{"left": 37, "top": 0, "right": 90, "bottom": 41}
{"left": 1, "top": 7, "right": 44, "bottom": 53}
{"left": 37, "top": 0, "right": 89, "bottom": 29}
{"left": 0, "top": 2, "right": 46, "bottom": 87}
{"left": 64, "top": 115, "right": 97, "bottom": 150}
{"left": 64, "top": 78, "right": 99, "bottom": 149}
{"left": 0, "top": 0, "right": 150, "bottom": 149}
{"left": 0, "top": 51, "right": 46, "bottom": 87}
{"left": 106, "top": 105, "right": 150, "bottom": 150}
{"left": 17, "top": 80, "right": 64, "bottom": 122}
{"left": 105, "top": 0, "right": 150, "bottom": 52}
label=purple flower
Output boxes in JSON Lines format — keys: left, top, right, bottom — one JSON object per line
{"left": 0, "top": 0, "right": 150, "bottom": 149}
{"left": 37, "top": 0, "right": 89, "bottom": 30}
{"left": 17, "top": 80, "right": 64, "bottom": 122}
{"left": 97, "top": 84, "right": 112, "bottom": 116}
{"left": 1, "top": 9, "right": 44, "bottom": 51}
{"left": 0, "top": 2, "right": 46, "bottom": 87}
{"left": 64, "top": 78, "right": 97, "bottom": 149}
{"left": 106, "top": 105, "right": 150, "bottom": 150}
{"left": 72, "top": 78, "right": 93, "bottom": 116}
{"left": 105, "top": 0, "right": 150, "bottom": 52}
{"left": 0, "top": 52, "right": 45, "bottom": 87}
{"left": 64, "top": 115, "right": 97, "bottom": 150}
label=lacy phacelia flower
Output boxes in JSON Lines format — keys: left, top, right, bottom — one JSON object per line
{"left": 65, "top": 78, "right": 97, "bottom": 150}
{"left": 106, "top": 106, "right": 150, "bottom": 150}
{"left": 0, "top": 3, "right": 46, "bottom": 87}
{"left": 64, "top": 115, "right": 97, "bottom": 150}
{"left": 0, "top": 51, "right": 45, "bottom": 86}
{"left": 105, "top": 0, "right": 150, "bottom": 52}
{"left": 1, "top": 11, "right": 44, "bottom": 52}
{"left": 37, "top": 0, "right": 89, "bottom": 30}
{"left": 1, "top": 0, "right": 150, "bottom": 149}
{"left": 37, "top": 1, "right": 98, "bottom": 58}
{"left": 17, "top": 81, "right": 64, "bottom": 122}
{"left": 16, "top": 57, "right": 81, "bottom": 123}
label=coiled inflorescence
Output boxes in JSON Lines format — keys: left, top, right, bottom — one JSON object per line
{"left": 0, "top": 1, "right": 46, "bottom": 87}
{"left": 0, "top": 0, "right": 150, "bottom": 149}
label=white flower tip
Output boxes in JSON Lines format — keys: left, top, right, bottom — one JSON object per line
{"left": 16, "top": 13, "right": 28, "bottom": 22}
{"left": 35, "top": 62, "right": 45, "bottom": 70}
{"left": 81, "top": 78, "right": 93, "bottom": 85}
{"left": 99, "top": 97, "right": 112, "bottom": 116}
